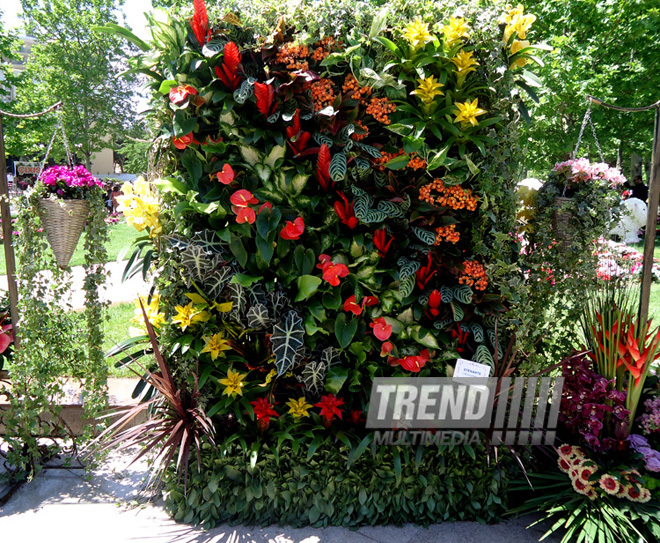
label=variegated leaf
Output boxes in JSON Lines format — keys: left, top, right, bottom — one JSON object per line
{"left": 247, "top": 303, "right": 271, "bottom": 330}
{"left": 453, "top": 285, "right": 473, "bottom": 305}
{"left": 440, "top": 285, "right": 453, "bottom": 303}
{"left": 412, "top": 227, "right": 436, "bottom": 246}
{"left": 399, "top": 274, "right": 416, "bottom": 299}
{"left": 272, "top": 311, "right": 305, "bottom": 376}
{"left": 475, "top": 345, "right": 494, "bottom": 369}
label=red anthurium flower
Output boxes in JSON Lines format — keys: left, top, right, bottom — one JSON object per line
{"left": 315, "top": 394, "right": 344, "bottom": 424}
{"left": 343, "top": 294, "right": 376, "bottom": 316}
{"left": 172, "top": 132, "right": 195, "bottom": 150}
{"left": 316, "top": 144, "right": 334, "bottom": 192}
{"left": 230, "top": 189, "right": 258, "bottom": 208}
{"left": 427, "top": 289, "right": 442, "bottom": 318}
{"left": 350, "top": 409, "right": 366, "bottom": 425}
{"left": 373, "top": 227, "right": 394, "bottom": 258}
{"left": 380, "top": 341, "right": 393, "bottom": 357}
{"left": 215, "top": 163, "right": 235, "bottom": 185}
{"left": 215, "top": 42, "right": 242, "bottom": 91}
{"left": 397, "top": 349, "right": 431, "bottom": 373}
{"left": 258, "top": 201, "right": 273, "bottom": 214}
{"left": 250, "top": 397, "right": 279, "bottom": 430}
{"left": 322, "top": 262, "right": 350, "bottom": 286}
{"left": 202, "top": 135, "right": 223, "bottom": 145}
{"left": 334, "top": 192, "right": 358, "bottom": 229}
{"left": 169, "top": 84, "right": 198, "bottom": 105}
{"left": 370, "top": 317, "right": 392, "bottom": 341}
{"left": 416, "top": 252, "right": 437, "bottom": 290}
{"left": 317, "top": 254, "right": 332, "bottom": 270}
{"left": 233, "top": 206, "right": 256, "bottom": 224}
{"left": 280, "top": 217, "right": 305, "bottom": 240}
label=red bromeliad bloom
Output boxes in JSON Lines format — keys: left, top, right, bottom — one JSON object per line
{"left": 416, "top": 252, "right": 437, "bottom": 290}
{"left": 350, "top": 409, "right": 366, "bottom": 425}
{"left": 316, "top": 144, "right": 334, "bottom": 192}
{"left": 280, "top": 217, "right": 305, "bottom": 240}
{"left": 334, "top": 192, "right": 358, "bottom": 229}
{"left": 373, "top": 227, "right": 394, "bottom": 258}
{"left": 215, "top": 163, "right": 235, "bottom": 185}
{"left": 427, "top": 289, "right": 442, "bottom": 318}
{"left": 254, "top": 82, "right": 278, "bottom": 118}
{"left": 215, "top": 42, "right": 242, "bottom": 91}
{"left": 370, "top": 317, "right": 392, "bottom": 341}
{"left": 190, "top": 0, "right": 211, "bottom": 46}
{"left": 172, "top": 133, "right": 196, "bottom": 150}
{"left": 449, "top": 324, "right": 470, "bottom": 354}
{"left": 343, "top": 294, "right": 378, "bottom": 316}
{"left": 286, "top": 110, "right": 312, "bottom": 156}
{"left": 169, "top": 84, "right": 198, "bottom": 105}
{"left": 393, "top": 349, "right": 431, "bottom": 372}
{"left": 315, "top": 394, "right": 344, "bottom": 423}
{"left": 250, "top": 397, "right": 279, "bottom": 428}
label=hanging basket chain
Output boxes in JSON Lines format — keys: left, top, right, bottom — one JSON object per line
{"left": 37, "top": 111, "right": 75, "bottom": 179}
{"left": 573, "top": 103, "right": 605, "bottom": 162}
{"left": 38, "top": 121, "right": 61, "bottom": 180}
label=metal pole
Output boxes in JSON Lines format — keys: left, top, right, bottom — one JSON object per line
{"left": 0, "top": 115, "right": 21, "bottom": 349}
{"left": 640, "top": 108, "right": 660, "bottom": 325}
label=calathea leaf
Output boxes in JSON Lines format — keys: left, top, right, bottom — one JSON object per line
{"left": 398, "top": 274, "right": 416, "bottom": 299}
{"left": 363, "top": 210, "right": 388, "bottom": 223}
{"left": 350, "top": 185, "right": 367, "bottom": 197}
{"left": 377, "top": 200, "right": 405, "bottom": 218}
{"left": 247, "top": 303, "right": 271, "bottom": 330}
{"left": 412, "top": 227, "right": 437, "bottom": 245}
{"left": 470, "top": 322, "right": 484, "bottom": 343}
{"left": 440, "top": 285, "right": 453, "bottom": 303}
{"left": 453, "top": 285, "right": 473, "bottom": 304}
{"left": 354, "top": 141, "right": 382, "bottom": 158}
{"left": 450, "top": 301, "right": 464, "bottom": 322}
{"left": 397, "top": 257, "right": 420, "bottom": 280}
{"left": 340, "top": 124, "right": 355, "bottom": 142}
{"left": 487, "top": 329, "right": 503, "bottom": 359}
{"left": 272, "top": 311, "right": 305, "bottom": 376}
{"left": 312, "top": 132, "right": 334, "bottom": 148}
{"left": 433, "top": 319, "right": 454, "bottom": 330}
{"left": 355, "top": 156, "right": 370, "bottom": 171}
{"left": 475, "top": 345, "right": 494, "bottom": 369}
{"left": 329, "top": 151, "right": 347, "bottom": 181}
{"left": 353, "top": 194, "right": 371, "bottom": 221}
{"left": 233, "top": 77, "right": 254, "bottom": 104}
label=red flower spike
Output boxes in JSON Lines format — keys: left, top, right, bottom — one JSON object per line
{"left": 427, "top": 289, "right": 442, "bottom": 318}
{"left": 190, "top": 0, "right": 210, "bottom": 46}
{"left": 373, "top": 227, "right": 394, "bottom": 258}
{"left": 254, "top": 82, "right": 277, "bottom": 118}
{"left": 416, "top": 252, "right": 437, "bottom": 290}
{"left": 315, "top": 394, "right": 344, "bottom": 424}
{"left": 172, "top": 133, "right": 194, "bottom": 150}
{"left": 286, "top": 109, "right": 301, "bottom": 140}
{"left": 230, "top": 189, "right": 258, "bottom": 208}
{"left": 316, "top": 144, "right": 333, "bottom": 191}
{"left": 216, "top": 164, "right": 235, "bottom": 185}
{"left": 322, "top": 262, "right": 349, "bottom": 286}
{"left": 215, "top": 42, "right": 242, "bottom": 91}
{"left": 370, "top": 317, "right": 392, "bottom": 341}
{"left": 334, "top": 192, "right": 358, "bottom": 229}
{"left": 280, "top": 217, "right": 305, "bottom": 240}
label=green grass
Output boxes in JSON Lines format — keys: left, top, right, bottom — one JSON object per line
{"left": 631, "top": 236, "right": 660, "bottom": 322}
{"left": 104, "top": 302, "right": 152, "bottom": 378}
{"left": 0, "top": 219, "right": 142, "bottom": 273}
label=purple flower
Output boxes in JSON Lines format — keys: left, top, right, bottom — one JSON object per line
{"left": 645, "top": 455, "right": 660, "bottom": 472}
{"left": 628, "top": 433, "right": 650, "bottom": 450}
{"left": 38, "top": 164, "right": 102, "bottom": 199}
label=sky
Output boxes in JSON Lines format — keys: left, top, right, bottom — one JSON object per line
{"left": 1, "top": 0, "right": 154, "bottom": 40}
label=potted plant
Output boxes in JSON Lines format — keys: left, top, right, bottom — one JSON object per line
{"left": 36, "top": 164, "right": 104, "bottom": 268}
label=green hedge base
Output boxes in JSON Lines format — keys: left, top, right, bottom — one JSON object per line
{"left": 163, "top": 440, "right": 511, "bottom": 529}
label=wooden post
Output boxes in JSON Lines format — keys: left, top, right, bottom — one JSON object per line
{"left": 0, "top": 115, "right": 21, "bottom": 349}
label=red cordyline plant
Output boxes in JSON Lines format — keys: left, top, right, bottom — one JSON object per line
{"left": 581, "top": 279, "right": 660, "bottom": 431}
{"left": 93, "top": 301, "right": 215, "bottom": 491}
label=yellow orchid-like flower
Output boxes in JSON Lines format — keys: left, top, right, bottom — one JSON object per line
{"left": 131, "top": 294, "right": 166, "bottom": 329}
{"left": 286, "top": 397, "right": 313, "bottom": 418}
{"left": 441, "top": 17, "right": 470, "bottom": 47}
{"left": 412, "top": 76, "right": 444, "bottom": 105}
{"left": 116, "top": 177, "right": 162, "bottom": 238}
{"left": 504, "top": 8, "right": 536, "bottom": 42}
{"left": 454, "top": 98, "right": 487, "bottom": 127}
{"left": 402, "top": 20, "right": 434, "bottom": 51}
{"left": 219, "top": 368, "right": 248, "bottom": 397}
{"left": 498, "top": 4, "right": 525, "bottom": 25}
{"left": 201, "top": 332, "right": 232, "bottom": 361}
{"left": 509, "top": 39, "right": 530, "bottom": 68}
{"left": 171, "top": 302, "right": 211, "bottom": 331}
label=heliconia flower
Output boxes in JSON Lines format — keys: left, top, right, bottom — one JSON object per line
{"left": 343, "top": 294, "right": 378, "bottom": 316}
{"left": 190, "top": 0, "right": 210, "bottom": 46}
{"left": 172, "top": 133, "right": 195, "bottom": 150}
{"left": 322, "top": 262, "right": 350, "bottom": 287}
{"left": 370, "top": 317, "right": 392, "bottom": 341}
{"left": 373, "top": 228, "right": 394, "bottom": 258}
{"left": 334, "top": 192, "right": 358, "bottom": 229}
{"left": 169, "top": 84, "right": 198, "bottom": 105}
{"left": 230, "top": 189, "right": 258, "bottom": 208}
{"left": 254, "top": 81, "right": 278, "bottom": 118}
{"left": 428, "top": 289, "right": 442, "bottom": 317}
{"left": 315, "top": 394, "right": 344, "bottom": 424}
{"left": 215, "top": 163, "right": 235, "bottom": 184}
{"left": 280, "top": 217, "right": 305, "bottom": 240}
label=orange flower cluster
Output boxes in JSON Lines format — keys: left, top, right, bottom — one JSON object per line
{"left": 366, "top": 96, "right": 396, "bottom": 125}
{"left": 312, "top": 37, "right": 341, "bottom": 62}
{"left": 419, "top": 179, "right": 478, "bottom": 211}
{"left": 407, "top": 154, "right": 427, "bottom": 171}
{"left": 342, "top": 74, "right": 372, "bottom": 105}
{"left": 434, "top": 224, "right": 460, "bottom": 244}
{"left": 309, "top": 79, "right": 336, "bottom": 111}
{"left": 374, "top": 149, "right": 404, "bottom": 171}
{"left": 275, "top": 42, "right": 310, "bottom": 71}
{"left": 458, "top": 260, "right": 488, "bottom": 291}
{"left": 351, "top": 120, "right": 369, "bottom": 141}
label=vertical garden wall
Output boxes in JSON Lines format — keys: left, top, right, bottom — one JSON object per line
{"left": 112, "top": 0, "right": 543, "bottom": 527}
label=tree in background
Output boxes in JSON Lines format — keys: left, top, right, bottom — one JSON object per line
{"left": 0, "top": 11, "right": 21, "bottom": 102}
{"left": 520, "top": 0, "right": 660, "bottom": 178}
{"left": 6, "top": 0, "right": 140, "bottom": 169}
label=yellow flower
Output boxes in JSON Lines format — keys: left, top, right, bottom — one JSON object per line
{"left": 132, "top": 294, "right": 166, "bottom": 329}
{"left": 450, "top": 50, "right": 479, "bottom": 75}
{"left": 171, "top": 302, "right": 211, "bottom": 331}
{"left": 498, "top": 4, "right": 525, "bottom": 25}
{"left": 412, "top": 76, "right": 444, "bottom": 105}
{"left": 286, "top": 397, "right": 313, "bottom": 418}
{"left": 402, "top": 20, "right": 434, "bottom": 51}
{"left": 453, "top": 98, "right": 486, "bottom": 127}
{"left": 504, "top": 9, "right": 536, "bottom": 42}
{"left": 201, "top": 332, "right": 231, "bottom": 361}
{"left": 509, "top": 39, "right": 530, "bottom": 69}
{"left": 116, "top": 177, "right": 162, "bottom": 238}
{"left": 219, "top": 368, "right": 248, "bottom": 397}
{"left": 441, "top": 17, "right": 470, "bottom": 47}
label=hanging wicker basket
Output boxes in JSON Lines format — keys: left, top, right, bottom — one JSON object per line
{"left": 551, "top": 196, "right": 574, "bottom": 248}
{"left": 37, "top": 198, "right": 90, "bottom": 269}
